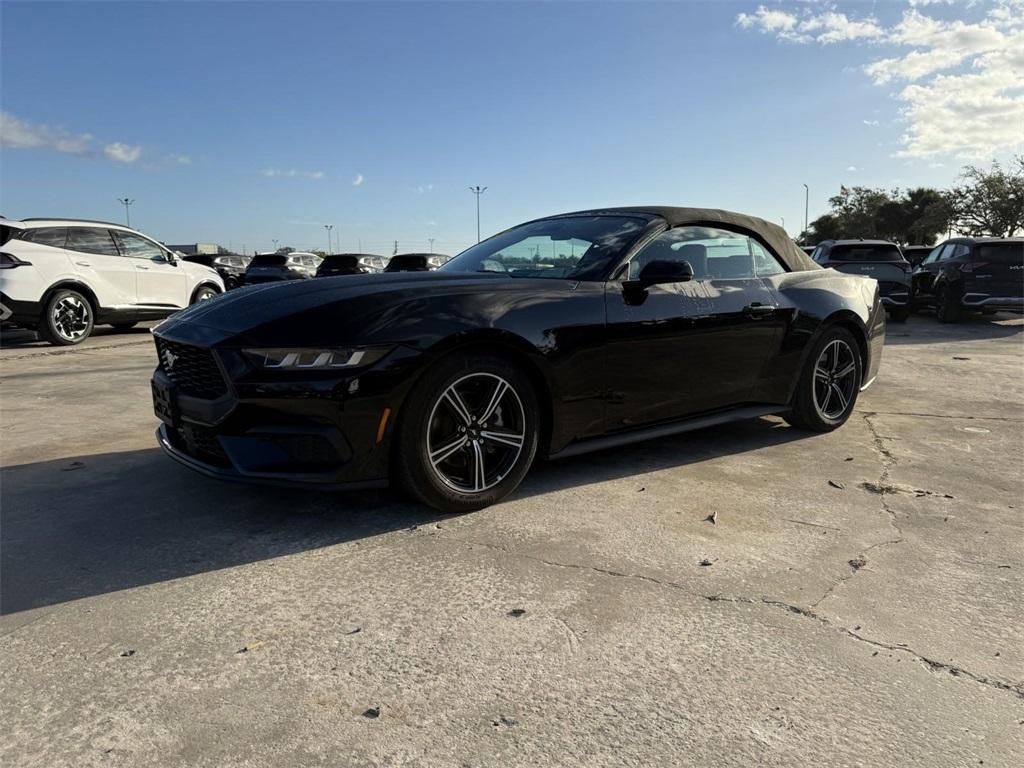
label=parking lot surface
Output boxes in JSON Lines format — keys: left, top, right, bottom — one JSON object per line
{"left": 1, "top": 315, "right": 1022, "bottom": 767}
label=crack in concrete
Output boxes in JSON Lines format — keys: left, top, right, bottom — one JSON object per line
{"left": 810, "top": 412, "right": 907, "bottom": 610}
{"left": 866, "top": 410, "right": 1024, "bottom": 423}
{"left": 704, "top": 594, "right": 1024, "bottom": 700}
{"left": 441, "top": 535, "right": 1023, "bottom": 700}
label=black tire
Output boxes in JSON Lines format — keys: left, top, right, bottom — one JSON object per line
{"left": 191, "top": 285, "right": 220, "bottom": 304}
{"left": 394, "top": 353, "right": 540, "bottom": 513}
{"left": 225, "top": 277, "right": 238, "bottom": 291}
{"left": 110, "top": 322, "right": 138, "bottom": 332}
{"left": 889, "top": 306, "right": 910, "bottom": 323}
{"left": 38, "top": 289, "right": 94, "bottom": 346}
{"left": 935, "top": 286, "right": 960, "bottom": 323}
{"left": 783, "top": 325, "right": 862, "bottom": 432}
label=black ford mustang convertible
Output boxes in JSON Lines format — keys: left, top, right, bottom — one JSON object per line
{"left": 151, "top": 207, "right": 884, "bottom": 512}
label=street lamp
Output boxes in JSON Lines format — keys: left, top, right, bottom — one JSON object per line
{"left": 802, "top": 183, "right": 810, "bottom": 239}
{"left": 324, "top": 224, "right": 333, "bottom": 254}
{"left": 468, "top": 185, "right": 487, "bottom": 243}
{"left": 117, "top": 197, "right": 134, "bottom": 228}
{"left": 272, "top": 238, "right": 279, "bottom": 252}
{"left": 429, "top": 238, "right": 435, "bottom": 254}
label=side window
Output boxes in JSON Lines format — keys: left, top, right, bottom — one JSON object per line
{"left": 922, "top": 245, "right": 944, "bottom": 265}
{"left": 114, "top": 231, "right": 166, "bottom": 260}
{"left": 67, "top": 227, "right": 121, "bottom": 256}
{"left": 21, "top": 227, "right": 68, "bottom": 248}
{"left": 628, "top": 226, "right": 785, "bottom": 280}
{"left": 811, "top": 246, "right": 826, "bottom": 263}
{"left": 937, "top": 244, "right": 957, "bottom": 261}
{"left": 950, "top": 244, "right": 970, "bottom": 260}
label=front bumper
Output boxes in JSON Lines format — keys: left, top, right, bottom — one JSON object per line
{"left": 156, "top": 423, "right": 387, "bottom": 490}
{"left": 961, "top": 294, "right": 1024, "bottom": 312}
{"left": 150, "top": 337, "right": 422, "bottom": 490}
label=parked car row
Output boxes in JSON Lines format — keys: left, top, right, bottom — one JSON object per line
{"left": 238, "top": 251, "right": 451, "bottom": 285}
{"left": 806, "top": 237, "right": 1022, "bottom": 323}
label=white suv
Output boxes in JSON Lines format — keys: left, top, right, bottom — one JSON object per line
{"left": 0, "top": 218, "right": 224, "bottom": 345}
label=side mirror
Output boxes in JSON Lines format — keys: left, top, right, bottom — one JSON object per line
{"left": 634, "top": 259, "right": 694, "bottom": 288}
{"left": 164, "top": 250, "right": 180, "bottom": 265}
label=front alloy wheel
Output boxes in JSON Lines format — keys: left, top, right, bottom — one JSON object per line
{"left": 192, "top": 285, "right": 219, "bottom": 303}
{"left": 395, "top": 355, "right": 539, "bottom": 513}
{"left": 427, "top": 373, "right": 526, "bottom": 493}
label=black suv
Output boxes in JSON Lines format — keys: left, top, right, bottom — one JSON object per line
{"left": 315, "top": 254, "right": 376, "bottom": 277}
{"left": 912, "top": 237, "right": 1024, "bottom": 322}
{"left": 183, "top": 254, "right": 248, "bottom": 290}
{"left": 811, "top": 240, "right": 912, "bottom": 322}
{"left": 900, "top": 245, "right": 932, "bottom": 269}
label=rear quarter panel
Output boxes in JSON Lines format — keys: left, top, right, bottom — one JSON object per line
{"left": 757, "top": 268, "right": 884, "bottom": 402}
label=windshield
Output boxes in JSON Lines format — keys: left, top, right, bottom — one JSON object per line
{"left": 441, "top": 215, "right": 649, "bottom": 280}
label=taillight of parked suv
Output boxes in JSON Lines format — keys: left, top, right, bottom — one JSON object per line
{"left": 0, "top": 252, "right": 32, "bottom": 268}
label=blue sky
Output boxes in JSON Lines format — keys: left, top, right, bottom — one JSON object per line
{"left": 2, "top": 1, "right": 1021, "bottom": 253}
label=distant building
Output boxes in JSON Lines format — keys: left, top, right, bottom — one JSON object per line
{"left": 168, "top": 243, "right": 221, "bottom": 256}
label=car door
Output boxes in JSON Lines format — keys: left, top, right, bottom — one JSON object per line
{"left": 66, "top": 227, "right": 136, "bottom": 308}
{"left": 603, "top": 226, "right": 786, "bottom": 429}
{"left": 114, "top": 231, "right": 188, "bottom": 307}
{"left": 913, "top": 243, "right": 953, "bottom": 305}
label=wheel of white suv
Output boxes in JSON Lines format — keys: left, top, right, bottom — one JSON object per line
{"left": 40, "top": 288, "right": 94, "bottom": 346}
{"left": 394, "top": 354, "right": 539, "bottom": 513}
{"left": 191, "top": 285, "right": 219, "bottom": 303}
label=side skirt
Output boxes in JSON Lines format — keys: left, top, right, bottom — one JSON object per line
{"left": 549, "top": 405, "right": 787, "bottom": 460}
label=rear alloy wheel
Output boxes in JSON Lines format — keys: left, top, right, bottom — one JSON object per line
{"left": 935, "top": 286, "right": 960, "bottom": 323}
{"left": 192, "top": 285, "right": 219, "bottom": 304}
{"left": 395, "top": 355, "right": 539, "bottom": 513}
{"left": 40, "top": 289, "right": 94, "bottom": 346}
{"left": 784, "top": 326, "right": 862, "bottom": 432}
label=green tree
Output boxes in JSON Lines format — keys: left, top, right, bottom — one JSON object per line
{"left": 804, "top": 185, "right": 952, "bottom": 245}
{"left": 950, "top": 156, "right": 1024, "bottom": 237}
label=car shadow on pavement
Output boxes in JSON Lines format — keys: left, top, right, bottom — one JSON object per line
{"left": 0, "top": 324, "right": 154, "bottom": 350}
{"left": 0, "top": 417, "right": 806, "bottom": 616}
{"left": 883, "top": 312, "right": 1023, "bottom": 345}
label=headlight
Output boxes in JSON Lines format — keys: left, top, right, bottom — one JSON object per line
{"left": 243, "top": 346, "right": 391, "bottom": 370}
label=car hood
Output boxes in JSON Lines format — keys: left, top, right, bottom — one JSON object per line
{"left": 153, "top": 270, "right": 570, "bottom": 348}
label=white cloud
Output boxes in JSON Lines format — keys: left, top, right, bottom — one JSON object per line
{"left": 846, "top": 166, "right": 859, "bottom": 171}
{"left": 863, "top": 119, "right": 880, "bottom": 126}
{"left": 352, "top": 173, "right": 364, "bottom": 186}
{"left": 0, "top": 111, "right": 93, "bottom": 156}
{"left": 170, "top": 154, "right": 191, "bottom": 165}
{"left": 104, "top": 142, "right": 141, "bottom": 163}
{"left": 736, "top": 6, "right": 882, "bottom": 44}
{"left": 416, "top": 183, "right": 434, "bottom": 194}
{"left": 736, "top": 1, "right": 1024, "bottom": 159}
{"left": 260, "top": 168, "right": 325, "bottom": 179}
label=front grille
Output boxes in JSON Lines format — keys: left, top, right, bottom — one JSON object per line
{"left": 155, "top": 338, "right": 227, "bottom": 399}
{"left": 272, "top": 434, "right": 339, "bottom": 467}
{"left": 175, "top": 423, "right": 229, "bottom": 466}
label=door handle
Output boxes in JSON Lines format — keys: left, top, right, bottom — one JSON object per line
{"left": 75, "top": 261, "right": 91, "bottom": 267}
{"left": 135, "top": 264, "right": 150, "bottom": 270}
{"left": 743, "top": 302, "right": 775, "bottom": 317}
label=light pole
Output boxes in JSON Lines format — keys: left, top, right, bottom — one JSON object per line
{"left": 117, "top": 197, "right": 134, "bottom": 228}
{"left": 429, "top": 238, "right": 435, "bottom": 254}
{"left": 802, "top": 183, "right": 809, "bottom": 239}
{"left": 272, "top": 238, "right": 279, "bottom": 252}
{"left": 324, "top": 225, "right": 333, "bottom": 254}
{"left": 468, "top": 185, "right": 487, "bottom": 243}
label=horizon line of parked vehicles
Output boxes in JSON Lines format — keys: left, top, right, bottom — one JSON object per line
{"left": 0, "top": 215, "right": 1020, "bottom": 345}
